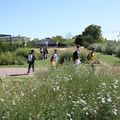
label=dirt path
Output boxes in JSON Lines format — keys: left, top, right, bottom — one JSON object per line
{"left": 0, "top": 68, "right": 33, "bottom": 76}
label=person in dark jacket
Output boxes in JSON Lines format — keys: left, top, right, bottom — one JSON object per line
{"left": 73, "top": 45, "right": 80, "bottom": 64}
{"left": 43, "top": 47, "right": 48, "bottom": 59}
{"left": 27, "top": 50, "right": 36, "bottom": 74}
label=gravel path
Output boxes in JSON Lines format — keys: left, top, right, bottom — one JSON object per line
{"left": 0, "top": 68, "right": 33, "bottom": 76}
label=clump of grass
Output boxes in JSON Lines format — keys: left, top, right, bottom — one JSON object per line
{"left": 58, "top": 52, "right": 72, "bottom": 64}
{"left": 58, "top": 51, "right": 88, "bottom": 65}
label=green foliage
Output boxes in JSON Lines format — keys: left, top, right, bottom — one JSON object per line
{"left": 88, "top": 41, "right": 120, "bottom": 58}
{"left": 15, "top": 47, "right": 40, "bottom": 60}
{"left": 58, "top": 52, "right": 72, "bottom": 64}
{"left": 0, "top": 65, "right": 120, "bottom": 120}
{"left": 58, "top": 51, "right": 87, "bottom": 64}
{"left": 80, "top": 52, "right": 88, "bottom": 63}
{"left": 15, "top": 48, "right": 32, "bottom": 59}
{"left": 82, "top": 24, "right": 102, "bottom": 42}
{"left": 64, "top": 38, "right": 75, "bottom": 46}
{"left": 96, "top": 52, "right": 120, "bottom": 66}
{"left": 116, "top": 47, "right": 120, "bottom": 57}
{"left": 15, "top": 56, "right": 26, "bottom": 65}
{"left": 75, "top": 24, "right": 104, "bottom": 47}
{"left": 75, "top": 35, "right": 92, "bottom": 47}
{"left": 0, "top": 52, "right": 15, "bottom": 65}
{"left": 0, "top": 47, "right": 40, "bottom": 65}
{"left": 75, "top": 35, "right": 85, "bottom": 46}
{"left": 0, "top": 42, "right": 20, "bottom": 53}
{"left": 88, "top": 43, "right": 103, "bottom": 52}
{"left": 52, "top": 35, "right": 65, "bottom": 43}
{"left": 104, "top": 42, "right": 115, "bottom": 55}
{"left": 0, "top": 52, "right": 25, "bottom": 65}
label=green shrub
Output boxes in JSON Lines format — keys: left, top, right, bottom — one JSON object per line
{"left": 0, "top": 52, "right": 15, "bottom": 65}
{"left": 116, "top": 47, "right": 120, "bottom": 57}
{"left": 15, "top": 48, "right": 40, "bottom": 60}
{"left": 58, "top": 52, "right": 72, "bottom": 64}
{"left": 0, "top": 42, "right": 20, "bottom": 53}
{"left": 88, "top": 43, "right": 102, "bottom": 52}
{"left": 101, "top": 44, "right": 106, "bottom": 53}
{"left": 88, "top": 41, "right": 120, "bottom": 57}
{"left": 0, "top": 52, "right": 25, "bottom": 65}
{"left": 84, "top": 41, "right": 90, "bottom": 48}
{"left": 15, "top": 56, "right": 25, "bottom": 65}
{"left": 80, "top": 52, "right": 87, "bottom": 63}
{"left": 58, "top": 51, "right": 87, "bottom": 64}
{"left": 15, "top": 48, "right": 31, "bottom": 59}
{"left": 35, "top": 49, "right": 41, "bottom": 60}
{"left": 0, "top": 48, "right": 40, "bottom": 65}
{"left": 104, "top": 42, "right": 115, "bottom": 55}
{"left": 64, "top": 39, "right": 75, "bottom": 46}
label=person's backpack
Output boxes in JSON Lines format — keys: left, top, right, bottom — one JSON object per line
{"left": 32, "top": 55, "right": 36, "bottom": 62}
{"left": 73, "top": 50, "right": 78, "bottom": 62}
{"left": 87, "top": 52, "right": 92, "bottom": 61}
{"left": 28, "top": 54, "right": 32, "bottom": 62}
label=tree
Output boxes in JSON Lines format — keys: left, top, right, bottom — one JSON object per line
{"left": 75, "top": 35, "right": 84, "bottom": 46}
{"left": 32, "top": 38, "right": 40, "bottom": 42}
{"left": 52, "top": 36, "right": 65, "bottom": 43}
{"left": 82, "top": 24, "right": 103, "bottom": 44}
{"left": 64, "top": 38, "right": 74, "bottom": 46}
{"left": 75, "top": 24, "right": 104, "bottom": 47}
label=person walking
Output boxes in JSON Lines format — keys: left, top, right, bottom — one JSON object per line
{"left": 73, "top": 45, "right": 81, "bottom": 65}
{"left": 87, "top": 48, "right": 99, "bottom": 68}
{"left": 87, "top": 48, "right": 98, "bottom": 62}
{"left": 51, "top": 49, "right": 58, "bottom": 66}
{"left": 27, "top": 50, "right": 36, "bottom": 74}
{"left": 43, "top": 47, "right": 48, "bottom": 59}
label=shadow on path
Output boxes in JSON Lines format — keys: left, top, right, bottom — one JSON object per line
{"left": 0, "top": 68, "right": 33, "bottom": 77}
{"left": 8, "top": 73, "right": 29, "bottom": 76}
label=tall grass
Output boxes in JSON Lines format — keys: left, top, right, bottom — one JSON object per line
{"left": 0, "top": 64, "right": 120, "bottom": 120}
{"left": 88, "top": 41, "right": 120, "bottom": 57}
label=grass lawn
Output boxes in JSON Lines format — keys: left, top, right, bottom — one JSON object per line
{"left": 96, "top": 52, "right": 120, "bottom": 66}
{"left": 0, "top": 59, "right": 50, "bottom": 68}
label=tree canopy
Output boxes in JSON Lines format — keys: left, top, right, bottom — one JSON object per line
{"left": 52, "top": 36, "right": 65, "bottom": 43}
{"left": 75, "top": 24, "right": 104, "bottom": 47}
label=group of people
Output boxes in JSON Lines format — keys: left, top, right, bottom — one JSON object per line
{"left": 73, "top": 45, "right": 98, "bottom": 65}
{"left": 27, "top": 49, "right": 58, "bottom": 74}
{"left": 27, "top": 45, "right": 98, "bottom": 74}
{"left": 40, "top": 47, "right": 48, "bottom": 59}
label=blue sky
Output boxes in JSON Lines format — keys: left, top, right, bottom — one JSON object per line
{"left": 0, "top": 0, "right": 120, "bottom": 40}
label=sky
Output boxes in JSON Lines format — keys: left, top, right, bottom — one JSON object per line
{"left": 0, "top": 0, "right": 120, "bottom": 40}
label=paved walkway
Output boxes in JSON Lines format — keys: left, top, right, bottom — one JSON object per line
{"left": 0, "top": 68, "right": 33, "bottom": 76}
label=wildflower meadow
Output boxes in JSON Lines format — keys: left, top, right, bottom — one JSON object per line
{"left": 0, "top": 63, "right": 120, "bottom": 120}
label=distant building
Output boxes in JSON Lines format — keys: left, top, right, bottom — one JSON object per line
{"left": 0, "top": 34, "right": 12, "bottom": 44}
{"left": 35, "top": 38, "right": 56, "bottom": 46}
